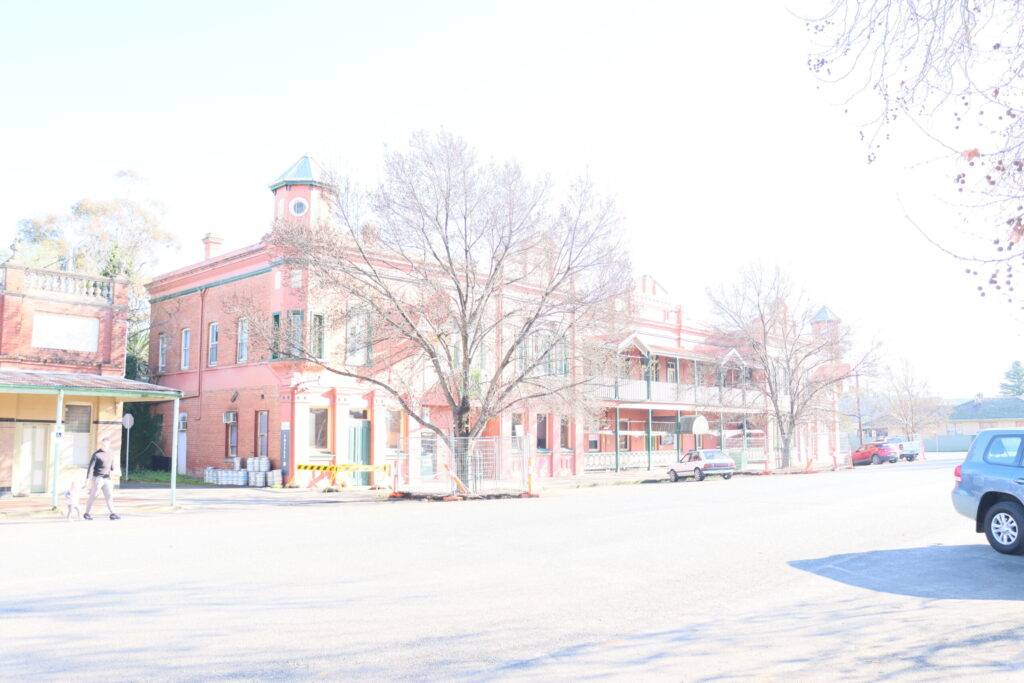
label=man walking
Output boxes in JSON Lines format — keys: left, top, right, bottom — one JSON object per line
{"left": 84, "top": 437, "right": 120, "bottom": 521}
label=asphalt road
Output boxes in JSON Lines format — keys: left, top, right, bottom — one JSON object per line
{"left": 4, "top": 454, "right": 1023, "bottom": 681}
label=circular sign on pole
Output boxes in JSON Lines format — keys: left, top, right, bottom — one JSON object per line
{"left": 122, "top": 413, "right": 135, "bottom": 430}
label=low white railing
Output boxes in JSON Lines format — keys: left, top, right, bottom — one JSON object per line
{"left": 22, "top": 268, "right": 114, "bottom": 302}
{"left": 584, "top": 450, "right": 674, "bottom": 471}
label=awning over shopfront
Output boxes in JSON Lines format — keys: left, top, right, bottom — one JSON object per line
{"left": 0, "top": 369, "right": 180, "bottom": 401}
{"left": 0, "top": 369, "right": 182, "bottom": 506}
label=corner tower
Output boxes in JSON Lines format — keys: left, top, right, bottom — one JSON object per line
{"left": 270, "top": 155, "right": 330, "bottom": 224}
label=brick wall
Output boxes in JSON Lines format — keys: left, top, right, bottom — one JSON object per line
{"left": 153, "top": 386, "right": 284, "bottom": 476}
{"left": 147, "top": 251, "right": 312, "bottom": 476}
{"left": 0, "top": 267, "right": 129, "bottom": 375}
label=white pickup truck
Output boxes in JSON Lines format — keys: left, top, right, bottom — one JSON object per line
{"left": 884, "top": 436, "right": 923, "bottom": 461}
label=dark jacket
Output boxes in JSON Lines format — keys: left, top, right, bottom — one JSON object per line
{"left": 87, "top": 449, "right": 115, "bottom": 478}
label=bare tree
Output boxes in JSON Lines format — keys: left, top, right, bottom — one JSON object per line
{"left": 838, "top": 376, "right": 889, "bottom": 446}
{"left": 805, "top": 1, "right": 1024, "bottom": 303}
{"left": 251, "top": 131, "right": 631, "bottom": 452}
{"left": 709, "top": 265, "right": 874, "bottom": 468}
{"left": 884, "top": 359, "right": 947, "bottom": 438}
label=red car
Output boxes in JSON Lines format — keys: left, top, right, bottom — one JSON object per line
{"left": 852, "top": 442, "right": 898, "bottom": 466}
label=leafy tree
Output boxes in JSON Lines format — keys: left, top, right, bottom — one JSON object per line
{"left": 1000, "top": 360, "right": 1024, "bottom": 397}
{"left": 121, "top": 404, "right": 166, "bottom": 474}
{"left": 13, "top": 175, "right": 175, "bottom": 380}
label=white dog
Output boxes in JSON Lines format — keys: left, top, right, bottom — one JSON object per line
{"left": 64, "top": 478, "right": 83, "bottom": 521}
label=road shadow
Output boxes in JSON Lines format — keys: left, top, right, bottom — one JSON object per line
{"left": 790, "top": 544, "right": 1024, "bottom": 600}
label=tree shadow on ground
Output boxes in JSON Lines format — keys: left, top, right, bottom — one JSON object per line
{"left": 790, "top": 544, "right": 1024, "bottom": 600}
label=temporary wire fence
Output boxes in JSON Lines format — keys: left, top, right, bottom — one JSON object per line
{"left": 391, "top": 435, "right": 530, "bottom": 496}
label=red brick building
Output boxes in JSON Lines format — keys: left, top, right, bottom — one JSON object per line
{"left": 0, "top": 265, "right": 179, "bottom": 499}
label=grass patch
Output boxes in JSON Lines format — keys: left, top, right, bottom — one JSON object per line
{"left": 124, "top": 469, "right": 212, "bottom": 487}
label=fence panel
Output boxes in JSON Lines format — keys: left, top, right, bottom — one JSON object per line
{"left": 393, "top": 435, "right": 530, "bottom": 495}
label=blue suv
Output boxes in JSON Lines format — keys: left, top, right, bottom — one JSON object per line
{"left": 952, "top": 429, "right": 1024, "bottom": 554}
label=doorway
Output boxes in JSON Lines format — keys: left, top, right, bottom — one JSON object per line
{"left": 177, "top": 424, "right": 188, "bottom": 473}
{"left": 349, "top": 420, "right": 370, "bottom": 485}
{"left": 21, "top": 425, "right": 49, "bottom": 494}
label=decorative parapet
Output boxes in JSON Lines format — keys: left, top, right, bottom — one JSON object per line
{"left": 1, "top": 265, "right": 115, "bottom": 303}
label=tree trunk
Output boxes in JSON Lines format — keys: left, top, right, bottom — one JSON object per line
{"left": 780, "top": 432, "right": 792, "bottom": 470}
{"left": 453, "top": 394, "right": 472, "bottom": 489}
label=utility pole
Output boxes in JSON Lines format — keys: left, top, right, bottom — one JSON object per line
{"left": 855, "top": 372, "right": 863, "bottom": 448}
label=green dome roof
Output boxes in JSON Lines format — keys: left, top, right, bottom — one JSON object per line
{"left": 269, "top": 155, "right": 329, "bottom": 191}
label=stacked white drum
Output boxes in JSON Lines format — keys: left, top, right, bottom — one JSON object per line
{"left": 202, "top": 459, "right": 283, "bottom": 487}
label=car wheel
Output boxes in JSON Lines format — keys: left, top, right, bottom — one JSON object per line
{"left": 871, "top": 455, "right": 880, "bottom": 465}
{"left": 906, "top": 455, "right": 916, "bottom": 462}
{"left": 668, "top": 469, "right": 679, "bottom": 482}
{"left": 694, "top": 467, "right": 705, "bottom": 482}
{"left": 723, "top": 473, "right": 732, "bottom": 480}
{"left": 984, "top": 502, "right": 1024, "bottom": 554}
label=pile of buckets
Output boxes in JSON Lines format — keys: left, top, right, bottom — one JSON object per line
{"left": 203, "top": 456, "right": 283, "bottom": 487}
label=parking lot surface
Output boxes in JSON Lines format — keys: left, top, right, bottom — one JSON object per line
{"left": 4, "top": 454, "right": 1022, "bottom": 681}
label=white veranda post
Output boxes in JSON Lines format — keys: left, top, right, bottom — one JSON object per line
{"left": 170, "top": 397, "right": 180, "bottom": 506}
{"left": 50, "top": 389, "right": 65, "bottom": 509}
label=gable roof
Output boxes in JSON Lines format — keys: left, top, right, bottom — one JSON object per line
{"left": 950, "top": 396, "right": 1024, "bottom": 421}
{"left": 269, "top": 155, "right": 329, "bottom": 191}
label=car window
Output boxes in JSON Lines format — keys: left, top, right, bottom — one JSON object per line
{"left": 984, "top": 435, "right": 1023, "bottom": 466}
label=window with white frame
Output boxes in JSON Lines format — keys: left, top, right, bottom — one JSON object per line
{"left": 346, "top": 308, "right": 371, "bottom": 366}
{"left": 549, "top": 339, "right": 569, "bottom": 376}
{"left": 288, "top": 310, "right": 304, "bottom": 357}
{"left": 666, "top": 358, "right": 678, "bottom": 384}
{"left": 236, "top": 319, "right": 249, "bottom": 363}
{"left": 536, "top": 414, "right": 548, "bottom": 451}
{"left": 208, "top": 322, "right": 219, "bottom": 366}
{"left": 158, "top": 333, "right": 167, "bottom": 372}
{"left": 386, "top": 409, "right": 402, "bottom": 450}
{"left": 309, "top": 408, "right": 329, "bottom": 450}
{"left": 225, "top": 411, "right": 238, "bottom": 457}
{"left": 310, "top": 313, "right": 325, "bottom": 359}
{"left": 271, "top": 313, "right": 281, "bottom": 359}
{"left": 180, "top": 328, "right": 191, "bottom": 369}
{"left": 256, "top": 410, "right": 269, "bottom": 456}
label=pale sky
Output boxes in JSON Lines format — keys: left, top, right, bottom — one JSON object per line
{"left": 0, "top": 0, "right": 1013, "bottom": 398}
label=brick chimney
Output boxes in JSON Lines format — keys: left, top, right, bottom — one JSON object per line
{"left": 202, "top": 233, "right": 224, "bottom": 260}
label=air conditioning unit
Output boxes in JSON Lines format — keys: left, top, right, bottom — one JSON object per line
{"left": 223, "top": 411, "right": 237, "bottom": 424}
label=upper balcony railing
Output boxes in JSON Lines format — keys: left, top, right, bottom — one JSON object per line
{"left": 1, "top": 265, "right": 115, "bottom": 303}
{"left": 593, "top": 376, "right": 762, "bottom": 408}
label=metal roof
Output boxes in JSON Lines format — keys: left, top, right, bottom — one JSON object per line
{"left": 812, "top": 306, "right": 839, "bottom": 323}
{"left": 0, "top": 369, "right": 180, "bottom": 400}
{"left": 269, "top": 155, "right": 329, "bottom": 191}
{"left": 950, "top": 397, "right": 1024, "bottom": 421}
